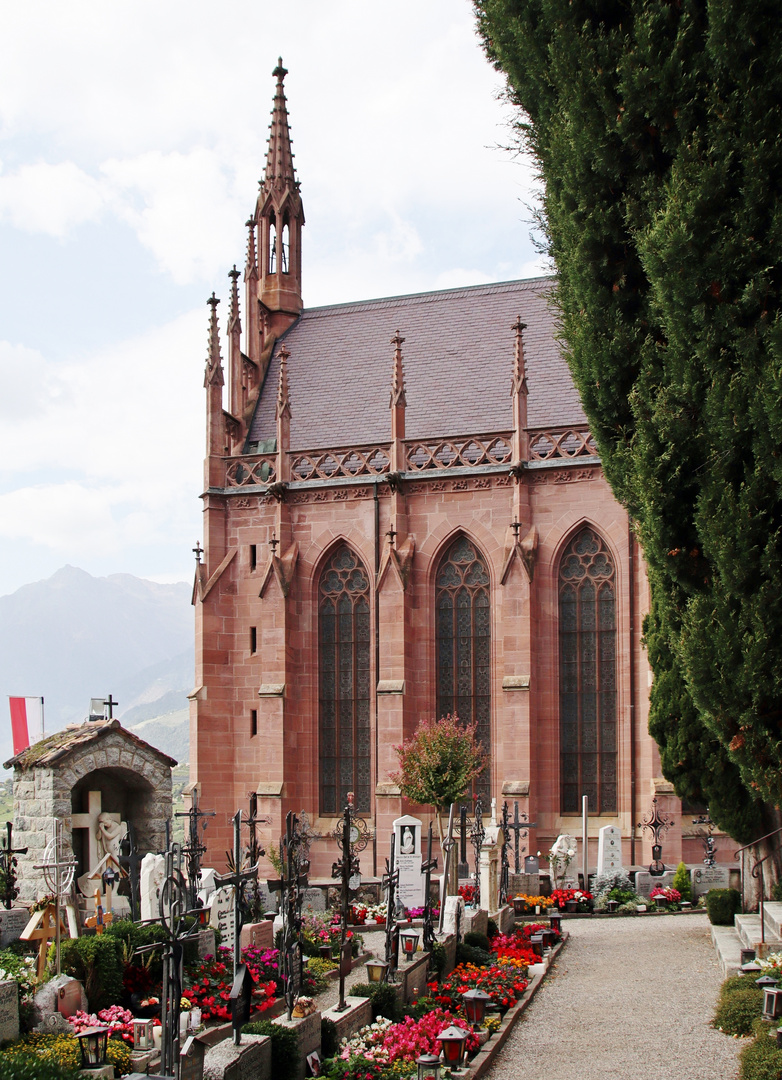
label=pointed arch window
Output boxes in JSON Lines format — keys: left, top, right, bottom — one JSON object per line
{"left": 435, "top": 536, "right": 491, "bottom": 801}
{"left": 559, "top": 528, "right": 617, "bottom": 815}
{"left": 269, "top": 216, "right": 278, "bottom": 274}
{"left": 319, "top": 546, "right": 371, "bottom": 814}
{"left": 280, "top": 220, "right": 290, "bottom": 274}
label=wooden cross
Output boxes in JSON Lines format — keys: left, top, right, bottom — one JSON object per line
{"left": 21, "top": 904, "right": 68, "bottom": 979}
{"left": 85, "top": 888, "right": 112, "bottom": 935}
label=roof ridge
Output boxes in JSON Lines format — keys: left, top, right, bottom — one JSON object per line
{"left": 298, "top": 275, "right": 554, "bottom": 318}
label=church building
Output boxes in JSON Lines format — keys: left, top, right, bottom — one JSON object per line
{"left": 191, "top": 60, "right": 715, "bottom": 880}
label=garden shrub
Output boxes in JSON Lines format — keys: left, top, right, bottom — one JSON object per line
{"left": 463, "top": 930, "right": 491, "bottom": 952}
{"left": 349, "top": 982, "right": 403, "bottom": 1021}
{"left": 0, "top": 1058, "right": 79, "bottom": 1080}
{"left": 739, "top": 1022, "right": 782, "bottom": 1080}
{"left": 592, "top": 869, "right": 634, "bottom": 901}
{"left": 772, "top": 882, "right": 782, "bottom": 902}
{"left": 486, "top": 918, "right": 498, "bottom": 940}
{"left": 713, "top": 982, "right": 763, "bottom": 1036}
{"left": 707, "top": 888, "right": 742, "bottom": 926}
{"left": 671, "top": 862, "right": 693, "bottom": 904}
{"left": 303, "top": 957, "right": 332, "bottom": 994}
{"left": 59, "top": 935, "right": 124, "bottom": 1012}
{"left": 243, "top": 1018, "right": 300, "bottom": 1080}
{"left": 455, "top": 942, "right": 492, "bottom": 968}
{"left": 321, "top": 1017, "right": 339, "bottom": 1059}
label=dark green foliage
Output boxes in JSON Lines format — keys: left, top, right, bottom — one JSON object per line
{"left": 455, "top": 942, "right": 492, "bottom": 968}
{"left": 707, "top": 888, "right": 742, "bottom": 926}
{"left": 428, "top": 941, "right": 447, "bottom": 979}
{"left": 59, "top": 934, "right": 124, "bottom": 1012}
{"left": 474, "top": 0, "right": 782, "bottom": 845}
{"left": 0, "top": 1061, "right": 79, "bottom": 1080}
{"left": 242, "top": 1018, "right": 300, "bottom": 1080}
{"left": 739, "top": 1027, "right": 782, "bottom": 1080}
{"left": 671, "top": 862, "right": 693, "bottom": 905}
{"left": 321, "top": 1017, "right": 339, "bottom": 1059}
{"left": 772, "top": 883, "right": 782, "bottom": 902}
{"left": 105, "top": 917, "right": 167, "bottom": 982}
{"left": 723, "top": 975, "right": 755, "bottom": 998}
{"left": 713, "top": 980, "right": 763, "bottom": 1037}
{"left": 407, "top": 995, "right": 442, "bottom": 1020}
{"left": 486, "top": 918, "right": 498, "bottom": 940}
{"left": 463, "top": 930, "right": 491, "bottom": 952}
{"left": 349, "top": 982, "right": 403, "bottom": 1021}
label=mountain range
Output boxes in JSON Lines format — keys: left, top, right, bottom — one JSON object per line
{"left": 0, "top": 566, "right": 194, "bottom": 764}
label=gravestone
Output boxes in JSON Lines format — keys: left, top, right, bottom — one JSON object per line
{"left": 140, "top": 853, "right": 166, "bottom": 921}
{"left": 0, "top": 980, "right": 18, "bottom": 1042}
{"left": 442, "top": 895, "right": 465, "bottom": 937}
{"left": 524, "top": 854, "right": 540, "bottom": 875}
{"left": 210, "top": 886, "right": 236, "bottom": 951}
{"left": 634, "top": 869, "right": 676, "bottom": 897}
{"left": 0, "top": 908, "right": 29, "bottom": 947}
{"left": 691, "top": 865, "right": 731, "bottom": 896}
{"left": 180, "top": 1035, "right": 206, "bottom": 1080}
{"left": 393, "top": 815, "right": 424, "bottom": 908}
{"left": 198, "top": 868, "right": 217, "bottom": 907}
{"left": 34, "top": 1012, "right": 71, "bottom": 1035}
{"left": 301, "top": 887, "right": 326, "bottom": 913}
{"left": 33, "top": 973, "right": 88, "bottom": 1026}
{"left": 57, "top": 978, "right": 87, "bottom": 1018}
{"left": 597, "top": 825, "right": 623, "bottom": 875}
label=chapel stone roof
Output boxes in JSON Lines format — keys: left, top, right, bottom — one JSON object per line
{"left": 3, "top": 718, "right": 178, "bottom": 771}
{"left": 247, "top": 276, "right": 585, "bottom": 451}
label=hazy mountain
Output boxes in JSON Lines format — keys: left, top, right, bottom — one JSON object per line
{"left": 129, "top": 707, "right": 190, "bottom": 764}
{"left": 0, "top": 566, "right": 194, "bottom": 761}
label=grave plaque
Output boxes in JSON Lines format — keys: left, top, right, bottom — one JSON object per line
{"left": 302, "top": 888, "right": 326, "bottom": 914}
{"left": 597, "top": 825, "right": 623, "bottom": 876}
{"left": 230, "top": 964, "right": 255, "bottom": 1037}
{"left": 442, "top": 895, "right": 465, "bottom": 937}
{"left": 393, "top": 815, "right": 424, "bottom": 908}
{"left": 0, "top": 980, "right": 19, "bottom": 1042}
{"left": 524, "top": 855, "right": 539, "bottom": 875}
{"left": 210, "top": 886, "right": 237, "bottom": 953}
{"left": 179, "top": 1034, "right": 206, "bottom": 1080}
{"left": 0, "top": 909, "right": 30, "bottom": 948}
{"left": 691, "top": 865, "right": 731, "bottom": 896}
{"left": 634, "top": 869, "right": 676, "bottom": 897}
{"left": 57, "top": 978, "right": 85, "bottom": 1018}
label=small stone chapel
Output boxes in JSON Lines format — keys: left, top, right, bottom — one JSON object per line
{"left": 4, "top": 717, "right": 175, "bottom": 907}
{"left": 190, "top": 59, "right": 736, "bottom": 881}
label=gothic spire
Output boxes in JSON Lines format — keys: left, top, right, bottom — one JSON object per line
{"left": 204, "top": 294, "right": 224, "bottom": 388}
{"left": 276, "top": 345, "right": 291, "bottom": 420}
{"left": 228, "top": 266, "right": 241, "bottom": 333}
{"left": 245, "top": 218, "right": 258, "bottom": 281}
{"left": 390, "top": 330, "right": 407, "bottom": 408}
{"left": 511, "top": 316, "right": 528, "bottom": 397}
{"left": 264, "top": 58, "right": 297, "bottom": 191}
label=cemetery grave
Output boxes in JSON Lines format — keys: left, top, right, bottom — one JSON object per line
{"left": 0, "top": 727, "right": 743, "bottom": 1079}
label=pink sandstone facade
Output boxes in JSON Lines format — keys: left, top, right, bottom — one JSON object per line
{"left": 191, "top": 60, "right": 731, "bottom": 882}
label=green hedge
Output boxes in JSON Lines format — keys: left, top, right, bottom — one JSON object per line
{"left": 58, "top": 934, "right": 124, "bottom": 1013}
{"left": 714, "top": 979, "right": 763, "bottom": 1037}
{"left": 242, "top": 1019, "right": 300, "bottom": 1080}
{"left": 706, "top": 888, "right": 742, "bottom": 926}
{"left": 739, "top": 1022, "right": 782, "bottom": 1080}
{"left": 350, "top": 982, "right": 403, "bottom": 1021}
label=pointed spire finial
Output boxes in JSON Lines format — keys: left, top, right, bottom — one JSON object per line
{"left": 390, "top": 330, "right": 407, "bottom": 408}
{"left": 264, "top": 57, "right": 296, "bottom": 187}
{"left": 276, "top": 344, "right": 291, "bottom": 419}
{"left": 511, "top": 316, "right": 528, "bottom": 397}
{"left": 228, "top": 266, "right": 241, "bottom": 331}
{"left": 245, "top": 218, "right": 257, "bottom": 280}
{"left": 204, "top": 293, "right": 224, "bottom": 388}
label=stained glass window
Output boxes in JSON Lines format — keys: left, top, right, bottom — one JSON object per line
{"left": 319, "top": 545, "right": 371, "bottom": 814}
{"left": 559, "top": 528, "right": 617, "bottom": 814}
{"left": 435, "top": 535, "right": 491, "bottom": 801}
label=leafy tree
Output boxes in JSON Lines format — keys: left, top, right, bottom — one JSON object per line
{"left": 474, "top": 0, "right": 782, "bottom": 865}
{"left": 392, "top": 715, "right": 486, "bottom": 846}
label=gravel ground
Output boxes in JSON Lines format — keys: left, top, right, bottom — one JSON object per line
{"left": 312, "top": 928, "right": 389, "bottom": 1012}
{"left": 484, "top": 913, "right": 742, "bottom": 1080}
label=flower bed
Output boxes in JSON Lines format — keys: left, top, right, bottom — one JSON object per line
{"left": 512, "top": 893, "right": 553, "bottom": 913}
{"left": 428, "top": 959, "right": 529, "bottom": 1012}
{"left": 550, "top": 888, "right": 593, "bottom": 912}
{"left": 68, "top": 1005, "right": 135, "bottom": 1045}
{"left": 182, "top": 947, "right": 277, "bottom": 1021}
{"left": 0, "top": 1032, "right": 131, "bottom": 1076}
{"left": 650, "top": 886, "right": 681, "bottom": 907}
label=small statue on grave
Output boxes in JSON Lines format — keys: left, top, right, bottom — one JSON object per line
{"left": 96, "top": 813, "right": 126, "bottom": 861}
{"left": 400, "top": 827, "right": 415, "bottom": 854}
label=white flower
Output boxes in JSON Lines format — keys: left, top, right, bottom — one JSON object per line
{"left": 567, "top": 848, "right": 576, "bottom": 857}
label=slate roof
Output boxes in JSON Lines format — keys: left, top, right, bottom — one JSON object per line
{"left": 247, "top": 276, "right": 586, "bottom": 451}
{"left": 3, "top": 718, "right": 178, "bottom": 771}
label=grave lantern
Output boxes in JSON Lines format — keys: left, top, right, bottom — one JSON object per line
{"left": 741, "top": 960, "right": 763, "bottom": 976}
{"left": 461, "top": 987, "right": 492, "bottom": 1028}
{"left": 605, "top": 900, "right": 619, "bottom": 914}
{"left": 416, "top": 1052, "right": 441, "bottom": 1079}
{"left": 763, "top": 987, "right": 782, "bottom": 1022}
{"left": 755, "top": 975, "right": 779, "bottom": 990}
{"left": 366, "top": 957, "right": 389, "bottom": 983}
{"left": 400, "top": 927, "right": 420, "bottom": 961}
{"left": 512, "top": 897, "right": 526, "bottom": 916}
{"left": 437, "top": 1025, "right": 469, "bottom": 1072}
{"left": 77, "top": 1026, "right": 109, "bottom": 1068}
{"left": 319, "top": 944, "right": 334, "bottom": 961}
{"left": 132, "top": 1017, "right": 154, "bottom": 1051}
{"left": 741, "top": 948, "right": 757, "bottom": 966}
{"left": 549, "top": 912, "right": 562, "bottom": 935}
{"left": 530, "top": 933, "right": 545, "bottom": 958}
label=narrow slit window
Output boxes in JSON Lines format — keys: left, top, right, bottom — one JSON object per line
{"left": 250, "top": 710, "right": 258, "bottom": 737}
{"left": 250, "top": 544, "right": 257, "bottom": 572}
{"left": 250, "top": 626, "right": 257, "bottom": 654}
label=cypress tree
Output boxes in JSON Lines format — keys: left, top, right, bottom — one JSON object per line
{"left": 474, "top": 0, "right": 782, "bottom": 853}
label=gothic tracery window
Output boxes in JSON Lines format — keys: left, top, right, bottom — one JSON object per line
{"left": 559, "top": 528, "right": 617, "bottom": 815}
{"left": 435, "top": 535, "right": 491, "bottom": 801}
{"left": 319, "top": 546, "right": 371, "bottom": 814}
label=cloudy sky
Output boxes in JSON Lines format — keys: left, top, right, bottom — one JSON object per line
{"left": 0, "top": 0, "right": 546, "bottom": 599}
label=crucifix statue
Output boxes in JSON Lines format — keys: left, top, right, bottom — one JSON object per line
{"left": 215, "top": 809, "right": 260, "bottom": 1046}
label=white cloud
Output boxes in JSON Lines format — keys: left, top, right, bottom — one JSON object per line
{"left": 0, "top": 161, "right": 107, "bottom": 236}
{"left": 0, "top": 341, "right": 69, "bottom": 418}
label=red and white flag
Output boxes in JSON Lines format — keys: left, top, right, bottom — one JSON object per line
{"left": 8, "top": 696, "right": 44, "bottom": 755}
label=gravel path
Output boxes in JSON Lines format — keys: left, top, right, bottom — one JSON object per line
{"left": 485, "top": 913, "right": 741, "bottom": 1080}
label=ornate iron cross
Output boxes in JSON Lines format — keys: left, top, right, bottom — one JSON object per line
{"left": 215, "top": 809, "right": 260, "bottom": 1046}
{"left": 421, "top": 821, "right": 438, "bottom": 952}
{"left": 268, "top": 812, "right": 309, "bottom": 1020}
{"left": 382, "top": 833, "right": 401, "bottom": 981}
{"left": 118, "top": 822, "right": 141, "bottom": 922}
{"left": 0, "top": 821, "right": 28, "bottom": 911}
{"left": 331, "top": 796, "right": 369, "bottom": 1011}
{"left": 439, "top": 803, "right": 457, "bottom": 934}
{"left": 176, "top": 788, "right": 216, "bottom": 909}
{"left": 503, "top": 801, "right": 537, "bottom": 874}
{"left": 470, "top": 798, "right": 486, "bottom": 909}
{"left": 638, "top": 797, "right": 674, "bottom": 876}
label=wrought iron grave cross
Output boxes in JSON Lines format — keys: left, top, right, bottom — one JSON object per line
{"left": 215, "top": 810, "right": 260, "bottom": 1046}
{"left": 421, "top": 821, "right": 438, "bottom": 952}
